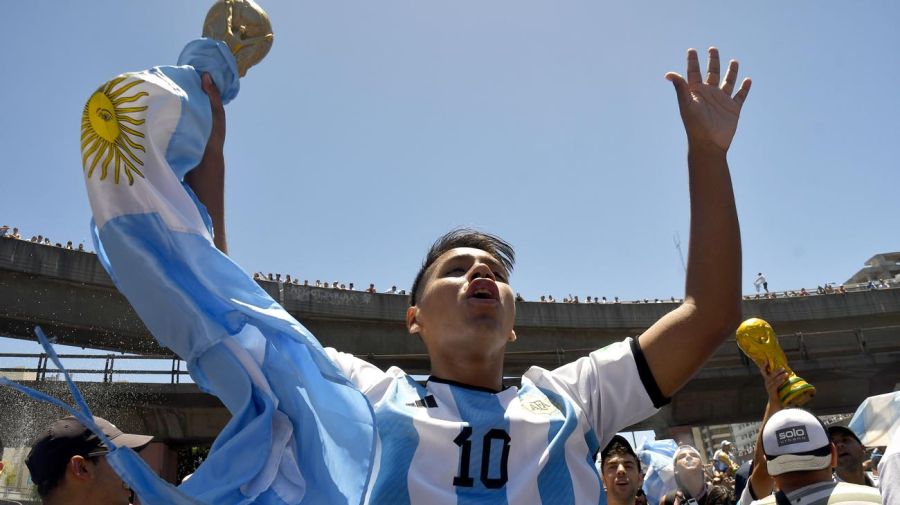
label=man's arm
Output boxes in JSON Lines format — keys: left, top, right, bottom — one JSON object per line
{"left": 185, "top": 73, "right": 228, "bottom": 254}
{"left": 638, "top": 47, "right": 751, "bottom": 398}
{"left": 743, "top": 366, "right": 787, "bottom": 503}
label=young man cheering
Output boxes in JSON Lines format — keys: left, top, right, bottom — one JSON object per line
{"left": 180, "top": 46, "right": 749, "bottom": 503}
{"left": 600, "top": 435, "right": 645, "bottom": 505}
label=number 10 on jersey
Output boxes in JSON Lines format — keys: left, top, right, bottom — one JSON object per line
{"left": 453, "top": 427, "right": 511, "bottom": 489}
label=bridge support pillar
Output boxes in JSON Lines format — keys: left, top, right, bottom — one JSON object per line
{"left": 139, "top": 442, "right": 179, "bottom": 484}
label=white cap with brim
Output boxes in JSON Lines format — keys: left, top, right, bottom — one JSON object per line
{"left": 766, "top": 447, "right": 832, "bottom": 476}
{"left": 762, "top": 409, "right": 832, "bottom": 476}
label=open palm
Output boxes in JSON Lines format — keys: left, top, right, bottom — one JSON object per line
{"left": 666, "top": 48, "right": 751, "bottom": 152}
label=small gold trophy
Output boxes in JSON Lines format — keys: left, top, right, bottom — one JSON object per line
{"left": 736, "top": 318, "right": 816, "bottom": 407}
{"left": 203, "top": 0, "right": 274, "bottom": 77}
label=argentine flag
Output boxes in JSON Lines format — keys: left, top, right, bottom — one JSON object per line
{"left": 637, "top": 439, "right": 679, "bottom": 505}
{"left": 77, "top": 38, "right": 376, "bottom": 504}
{"left": 847, "top": 391, "right": 900, "bottom": 448}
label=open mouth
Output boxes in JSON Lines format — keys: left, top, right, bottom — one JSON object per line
{"left": 466, "top": 278, "right": 500, "bottom": 302}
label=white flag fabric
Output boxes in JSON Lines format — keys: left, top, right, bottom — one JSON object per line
{"left": 848, "top": 391, "right": 900, "bottom": 448}
{"left": 638, "top": 438, "right": 679, "bottom": 505}
{"left": 76, "top": 38, "right": 376, "bottom": 504}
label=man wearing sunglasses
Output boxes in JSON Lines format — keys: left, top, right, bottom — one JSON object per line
{"left": 25, "top": 416, "right": 152, "bottom": 505}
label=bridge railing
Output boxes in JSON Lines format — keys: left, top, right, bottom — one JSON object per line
{"left": 0, "top": 352, "right": 191, "bottom": 384}
{"left": 2, "top": 322, "right": 897, "bottom": 384}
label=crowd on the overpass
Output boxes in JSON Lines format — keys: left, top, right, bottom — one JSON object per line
{"left": 3, "top": 224, "right": 897, "bottom": 305}
{"left": 1, "top": 225, "right": 86, "bottom": 252}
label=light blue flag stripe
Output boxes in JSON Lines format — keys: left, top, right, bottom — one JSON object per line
{"left": 581, "top": 429, "right": 605, "bottom": 505}
{"left": 637, "top": 438, "right": 679, "bottom": 505}
{"left": 73, "top": 38, "right": 376, "bottom": 504}
{"left": 367, "top": 378, "right": 423, "bottom": 505}
{"left": 533, "top": 385, "right": 576, "bottom": 505}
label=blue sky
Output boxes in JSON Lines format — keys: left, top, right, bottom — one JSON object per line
{"left": 2, "top": 1, "right": 898, "bottom": 308}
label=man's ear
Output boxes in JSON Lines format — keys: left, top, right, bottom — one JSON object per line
{"left": 68, "top": 455, "right": 93, "bottom": 482}
{"left": 508, "top": 329, "right": 517, "bottom": 343}
{"left": 830, "top": 443, "right": 838, "bottom": 468}
{"left": 406, "top": 306, "right": 421, "bottom": 335}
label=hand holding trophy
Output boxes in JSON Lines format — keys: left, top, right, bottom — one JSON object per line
{"left": 736, "top": 318, "right": 816, "bottom": 407}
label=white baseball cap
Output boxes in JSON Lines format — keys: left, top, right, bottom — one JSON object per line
{"left": 762, "top": 409, "right": 833, "bottom": 476}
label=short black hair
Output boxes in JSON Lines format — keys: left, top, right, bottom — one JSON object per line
{"left": 33, "top": 448, "right": 96, "bottom": 498}
{"left": 35, "top": 463, "right": 65, "bottom": 498}
{"left": 410, "top": 228, "right": 515, "bottom": 306}
{"left": 827, "top": 426, "right": 863, "bottom": 447}
{"left": 600, "top": 435, "right": 641, "bottom": 473}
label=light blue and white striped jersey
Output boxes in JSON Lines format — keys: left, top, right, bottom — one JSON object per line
{"left": 327, "top": 337, "right": 668, "bottom": 504}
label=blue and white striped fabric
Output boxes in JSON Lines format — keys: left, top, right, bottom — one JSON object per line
{"left": 77, "top": 38, "right": 376, "bottom": 504}
{"left": 637, "top": 439, "right": 678, "bottom": 505}
{"left": 325, "top": 338, "right": 660, "bottom": 504}
{"left": 847, "top": 391, "right": 900, "bottom": 448}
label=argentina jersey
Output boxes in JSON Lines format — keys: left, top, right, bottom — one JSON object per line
{"left": 326, "top": 337, "right": 667, "bottom": 504}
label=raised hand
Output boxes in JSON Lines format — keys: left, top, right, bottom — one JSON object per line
{"left": 666, "top": 47, "right": 751, "bottom": 153}
{"left": 760, "top": 365, "right": 788, "bottom": 408}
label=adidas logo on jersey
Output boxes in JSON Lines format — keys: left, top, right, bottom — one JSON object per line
{"left": 406, "top": 395, "right": 438, "bottom": 408}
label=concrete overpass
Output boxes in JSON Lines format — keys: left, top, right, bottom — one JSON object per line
{"left": 2, "top": 238, "right": 899, "bottom": 441}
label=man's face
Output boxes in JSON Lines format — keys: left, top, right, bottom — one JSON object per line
{"left": 830, "top": 432, "right": 866, "bottom": 473}
{"left": 408, "top": 247, "right": 516, "bottom": 357}
{"left": 90, "top": 456, "right": 132, "bottom": 505}
{"left": 674, "top": 449, "right": 703, "bottom": 479}
{"left": 602, "top": 454, "right": 643, "bottom": 504}
{"left": 65, "top": 454, "right": 131, "bottom": 505}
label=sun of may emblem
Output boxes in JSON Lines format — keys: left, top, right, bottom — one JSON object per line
{"left": 80, "top": 76, "right": 149, "bottom": 185}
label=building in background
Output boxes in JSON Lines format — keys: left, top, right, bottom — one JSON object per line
{"left": 846, "top": 252, "right": 900, "bottom": 285}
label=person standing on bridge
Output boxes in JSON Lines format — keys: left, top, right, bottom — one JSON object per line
{"left": 754, "top": 273, "right": 768, "bottom": 294}
{"left": 181, "top": 45, "right": 750, "bottom": 503}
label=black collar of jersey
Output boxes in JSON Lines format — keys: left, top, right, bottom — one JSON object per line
{"left": 427, "top": 375, "right": 511, "bottom": 394}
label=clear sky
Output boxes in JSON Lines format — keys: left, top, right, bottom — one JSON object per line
{"left": 2, "top": 1, "right": 898, "bottom": 307}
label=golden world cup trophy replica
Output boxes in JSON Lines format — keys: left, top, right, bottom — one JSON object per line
{"left": 736, "top": 318, "right": 816, "bottom": 407}
{"left": 203, "top": 0, "right": 274, "bottom": 77}
{"left": 79, "top": 0, "right": 272, "bottom": 188}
